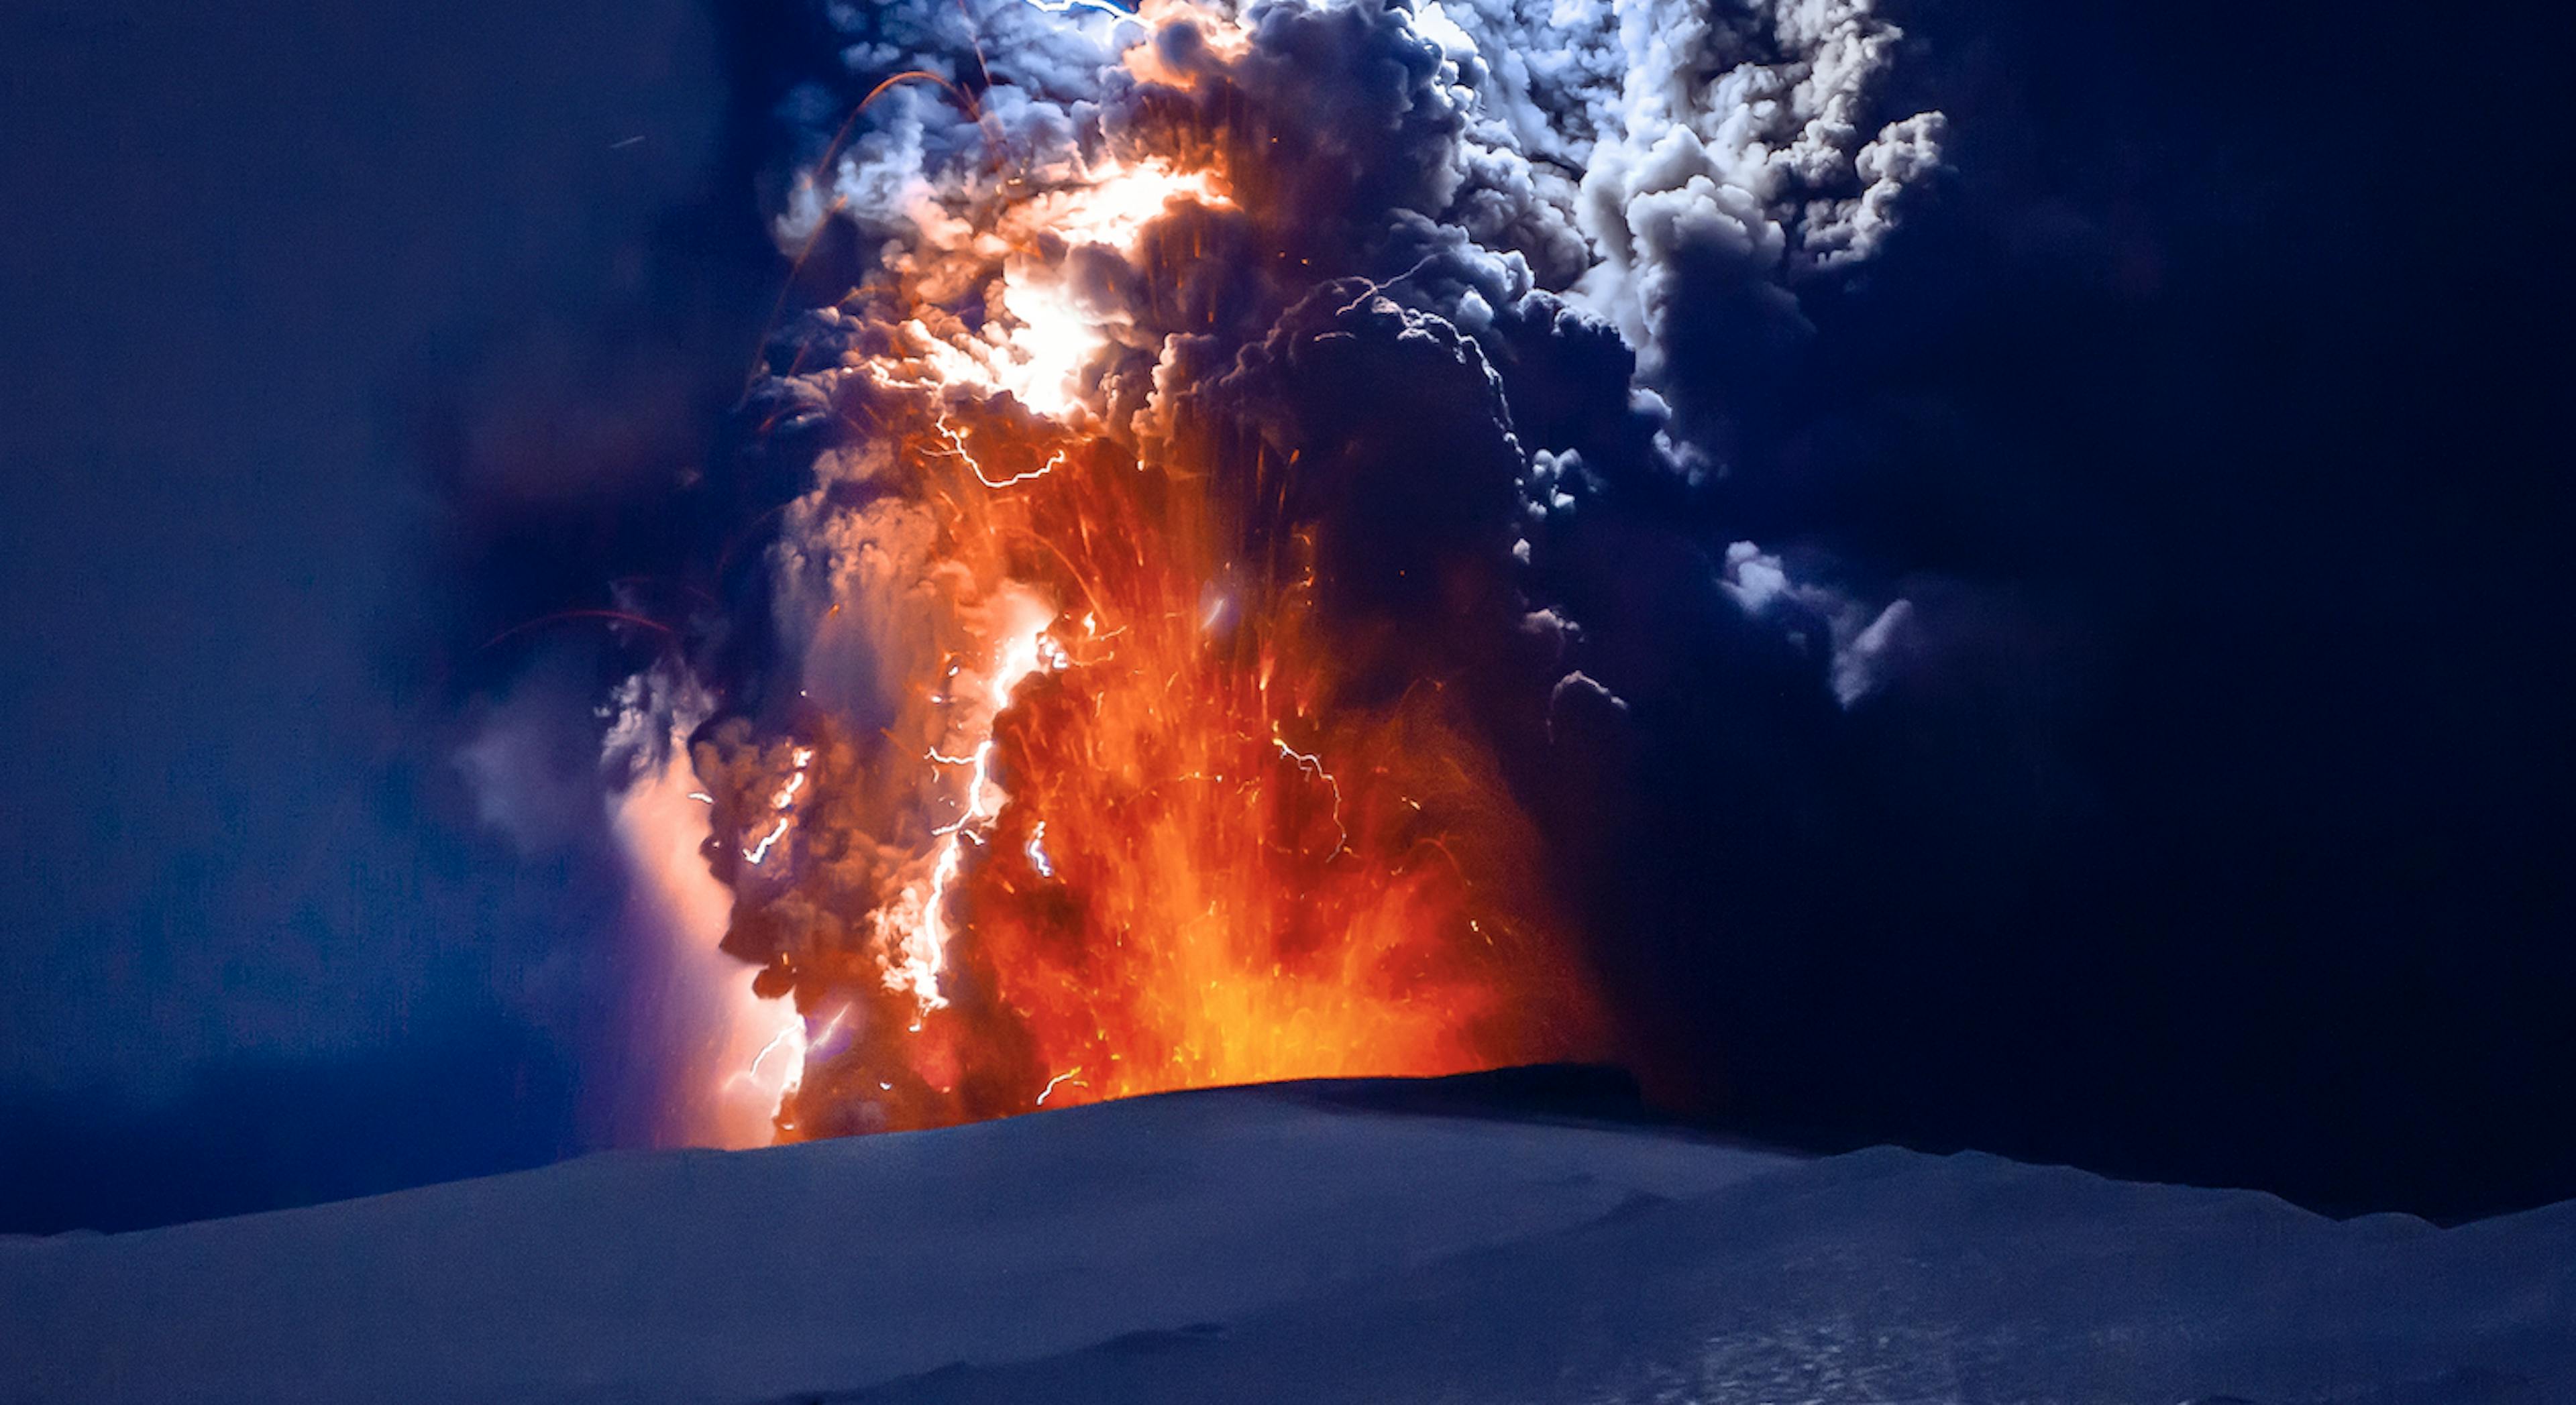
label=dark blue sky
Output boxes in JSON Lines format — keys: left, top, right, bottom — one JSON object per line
{"left": 1556, "top": 0, "right": 2576, "bottom": 1221}
{"left": 0, "top": 0, "right": 739, "bottom": 1229}
{"left": 3, "top": 0, "right": 2571, "bottom": 1232}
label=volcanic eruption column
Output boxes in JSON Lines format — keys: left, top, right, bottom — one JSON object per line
{"left": 604, "top": 0, "right": 1941, "bottom": 1145}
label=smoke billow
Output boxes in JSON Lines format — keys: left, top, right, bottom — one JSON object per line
{"left": 505, "top": 0, "right": 1944, "bottom": 1142}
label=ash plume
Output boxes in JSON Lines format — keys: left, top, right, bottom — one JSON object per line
{"left": 468, "top": 0, "right": 1945, "bottom": 1143}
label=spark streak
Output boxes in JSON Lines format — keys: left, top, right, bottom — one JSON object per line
{"left": 1273, "top": 733, "right": 1348, "bottom": 860}
{"left": 1036, "top": 1067, "right": 1085, "bottom": 1104}
{"left": 934, "top": 408, "right": 1068, "bottom": 490}
{"left": 746, "top": 817, "right": 792, "bottom": 866}
{"left": 743, "top": 746, "right": 815, "bottom": 864}
{"left": 731, "top": 1007, "right": 847, "bottom": 1101}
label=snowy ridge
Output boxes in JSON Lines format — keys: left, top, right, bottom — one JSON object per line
{"left": 6, "top": 1074, "right": 2571, "bottom": 1404}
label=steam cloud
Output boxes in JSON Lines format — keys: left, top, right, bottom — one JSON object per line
{"left": 553, "top": 0, "right": 1944, "bottom": 1139}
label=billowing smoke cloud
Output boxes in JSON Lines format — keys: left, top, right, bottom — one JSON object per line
{"left": 404, "top": 0, "right": 2576, "bottom": 1229}
{"left": 500, "top": 0, "right": 1943, "bottom": 1142}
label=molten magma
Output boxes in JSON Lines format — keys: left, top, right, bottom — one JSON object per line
{"left": 704, "top": 139, "right": 1598, "bottom": 1138}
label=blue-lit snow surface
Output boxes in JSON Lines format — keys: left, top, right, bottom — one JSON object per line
{"left": 5, "top": 1076, "right": 2571, "bottom": 1404}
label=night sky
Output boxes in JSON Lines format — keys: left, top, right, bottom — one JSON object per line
{"left": 4, "top": 0, "right": 2570, "bottom": 1233}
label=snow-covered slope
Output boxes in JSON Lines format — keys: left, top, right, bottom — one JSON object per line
{"left": 5, "top": 1075, "right": 2569, "bottom": 1404}
{"left": 848, "top": 1143, "right": 2576, "bottom": 1405}
{"left": 0, "top": 1076, "right": 1788, "bottom": 1404}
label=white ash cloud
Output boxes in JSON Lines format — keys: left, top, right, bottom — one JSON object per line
{"left": 759, "top": 0, "right": 1943, "bottom": 708}
{"left": 1721, "top": 541, "right": 1912, "bottom": 706}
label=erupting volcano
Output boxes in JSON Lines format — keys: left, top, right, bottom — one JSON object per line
{"left": 598, "top": 0, "right": 1942, "bottom": 1146}
{"left": 702, "top": 113, "right": 1605, "bottom": 1137}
